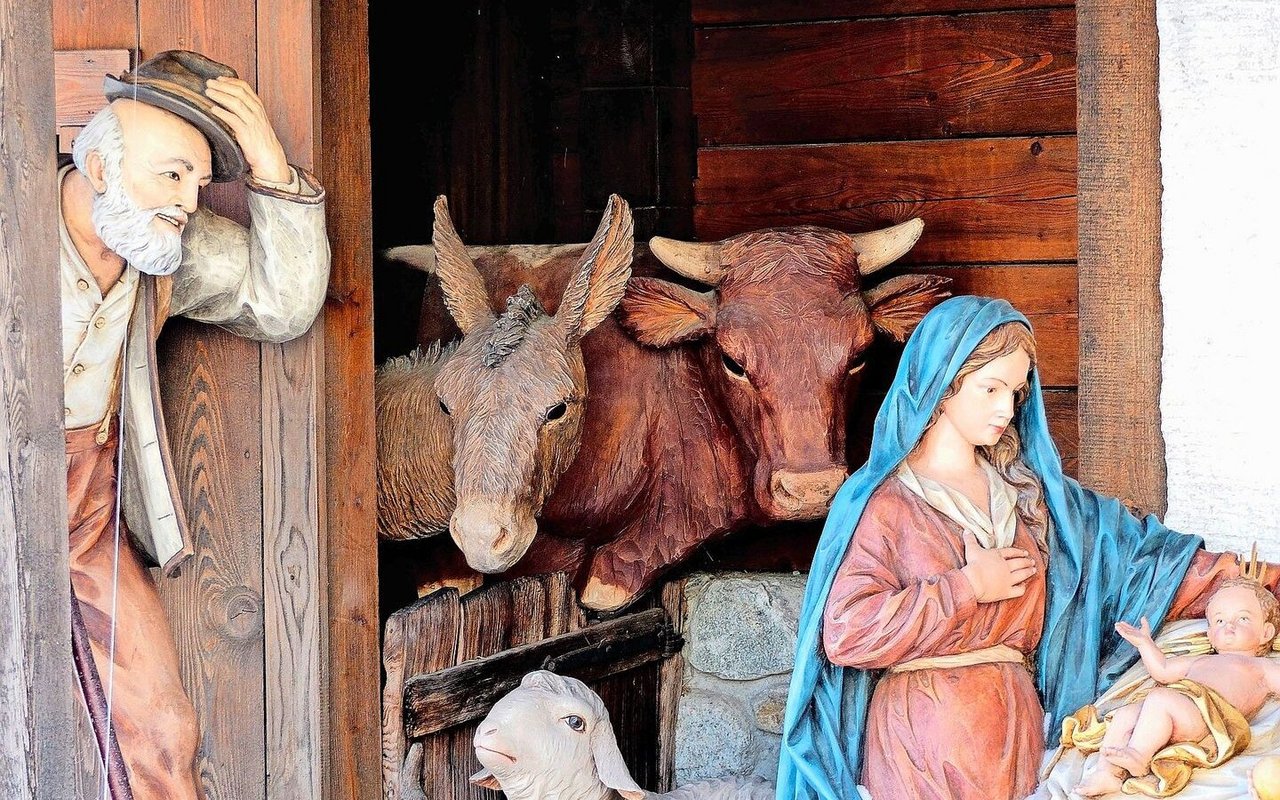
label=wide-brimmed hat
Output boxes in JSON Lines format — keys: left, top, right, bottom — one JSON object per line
{"left": 103, "top": 50, "right": 247, "bottom": 182}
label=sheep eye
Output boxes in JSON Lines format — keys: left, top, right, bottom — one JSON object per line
{"left": 545, "top": 402, "right": 568, "bottom": 422}
{"left": 563, "top": 715, "right": 586, "bottom": 732}
{"left": 438, "top": 397, "right": 451, "bottom": 416}
{"left": 721, "top": 353, "right": 747, "bottom": 379}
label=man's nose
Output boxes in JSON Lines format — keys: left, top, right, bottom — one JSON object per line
{"left": 177, "top": 182, "right": 199, "bottom": 214}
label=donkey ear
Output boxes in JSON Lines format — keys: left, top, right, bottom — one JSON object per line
{"left": 618, "top": 277, "right": 715, "bottom": 348}
{"left": 862, "top": 274, "right": 951, "bottom": 342}
{"left": 590, "top": 717, "right": 646, "bottom": 800}
{"left": 557, "top": 195, "right": 635, "bottom": 344}
{"left": 433, "top": 196, "right": 495, "bottom": 334}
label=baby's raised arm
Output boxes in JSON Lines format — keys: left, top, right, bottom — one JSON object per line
{"left": 1116, "top": 617, "right": 1193, "bottom": 684}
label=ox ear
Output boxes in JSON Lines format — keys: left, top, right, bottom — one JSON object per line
{"left": 591, "top": 717, "right": 646, "bottom": 800}
{"left": 469, "top": 768, "right": 503, "bottom": 791}
{"left": 557, "top": 194, "right": 635, "bottom": 344}
{"left": 433, "top": 196, "right": 496, "bottom": 335}
{"left": 863, "top": 274, "right": 952, "bottom": 342}
{"left": 618, "top": 277, "right": 716, "bottom": 348}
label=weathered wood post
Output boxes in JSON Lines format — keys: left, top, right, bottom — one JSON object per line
{"left": 0, "top": 1, "right": 77, "bottom": 797}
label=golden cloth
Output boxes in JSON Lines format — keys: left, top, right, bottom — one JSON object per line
{"left": 1051, "top": 679, "right": 1252, "bottom": 797}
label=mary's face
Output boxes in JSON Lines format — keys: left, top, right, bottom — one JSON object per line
{"left": 937, "top": 348, "right": 1031, "bottom": 448}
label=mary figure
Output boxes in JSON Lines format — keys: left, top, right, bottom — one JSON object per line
{"left": 777, "top": 296, "right": 1272, "bottom": 800}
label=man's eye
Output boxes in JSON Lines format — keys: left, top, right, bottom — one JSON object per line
{"left": 164, "top": 171, "right": 181, "bottom": 181}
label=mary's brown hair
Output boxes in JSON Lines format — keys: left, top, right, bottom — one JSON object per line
{"left": 922, "top": 321, "right": 1049, "bottom": 549}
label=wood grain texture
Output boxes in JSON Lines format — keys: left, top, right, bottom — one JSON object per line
{"left": 693, "top": 0, "right": 1073, "bottom": 25}
{"left": 319, "top": 0, "right": 382, "bottom": 797}
{"left": 256, "top": 4, "right": 326, "bottom": 796}
{"left": 899, "top": 264, "right": 1078, "bottom": 386}
{"left": 656, "top": 580, "right": 687, "bottom": 792}
{"left": 694, "top": 10, "right": 1076, "bottom": 145}
{"left": 54, "top": 49, "right": 131, "bottom": 126}
{"left": 52, "top": 0, "right": 137, "bottom": 49}
{"left": 0, "top": 2, "right": 77, "bottom": 794}
{"left": 382, "top": 590, "right": 460, "bottom": 800}
{"left": 157, "top": 323, "right": 266, "bottom": 800}
{"left": 1076, "top": 0, "right": 1166, "bottom": 515}
{"left": 695, "top": 136, "right": 1077, "bottom": 264}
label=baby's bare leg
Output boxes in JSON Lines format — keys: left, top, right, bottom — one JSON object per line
{"left": 1107, "top": 687, "right": 1209, "bottom": 777}
{"left": 1075, "top": 705, "right": 1141, "bottom": 797}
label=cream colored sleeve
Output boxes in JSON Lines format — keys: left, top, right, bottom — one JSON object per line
{"left": 168, "top": 165, "right": 330, "bottom": 343}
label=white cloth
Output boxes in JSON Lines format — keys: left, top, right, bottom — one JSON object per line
{"left": 60, "top": 195, "right": 140, "bottom": 428}
{"left": 1032, "top": 618, "right": 1280, "bottom": 800}
{"left": 896, "top": 457, "right": 1019, "bottom": 549}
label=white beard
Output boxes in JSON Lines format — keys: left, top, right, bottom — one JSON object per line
{"left": 91, "top": 178, "right": 185, "bottom": 277}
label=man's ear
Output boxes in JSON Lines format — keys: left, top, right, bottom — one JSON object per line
{"left": 84, "top": 150, "right": 108, "bottom": 194}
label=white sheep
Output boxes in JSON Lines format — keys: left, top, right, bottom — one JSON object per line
{"left": 460, "top": 670, "right": 775, "bottom": 800}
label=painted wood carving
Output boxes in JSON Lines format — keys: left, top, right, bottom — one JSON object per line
{"left": 779, "top": 298, "right": 1280, "bottom": 800}
{"left": 58, "top": 50, "right": 328, "bottom": 799}
{"left": 383, "top": 215, "right": 951, "bottom": 611}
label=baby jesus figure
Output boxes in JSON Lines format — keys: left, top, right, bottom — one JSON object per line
{"left": 1076, "top": 578, "right": 1280, "bottom": 796}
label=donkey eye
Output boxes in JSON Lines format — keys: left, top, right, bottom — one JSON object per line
{"left": 545, "top": 402, "right": 568, "bottom": 422}
{"left": 438, "top": 398, "right": 451, "bottom": 416}
{"left": 721, "top": 353, "right": 747, "bottom": 379}
{"left": 563, "top": 715, "right": 586, "bottom": 732}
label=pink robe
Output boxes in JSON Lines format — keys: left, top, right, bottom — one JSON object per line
{"left": 822, "top": 477, "right": 1256, "bottom": 800}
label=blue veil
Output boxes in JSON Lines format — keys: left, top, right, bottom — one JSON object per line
{"left": 776, "top": 296, "right": 1204, "bottom": 800}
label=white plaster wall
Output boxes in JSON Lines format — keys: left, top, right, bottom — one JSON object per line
{"left": 1159, "top": 0, "right": 1280, "bottom": 556}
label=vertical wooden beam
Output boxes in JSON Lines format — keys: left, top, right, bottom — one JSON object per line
{"left": 143, "top": 4, "right": 269, "bottom": 798}
{"left": 0, "top": 2, "right": 77, "bottom": 798}
{"left": 256, "top": 2, "right": 326, "bottom": 797}
{"left": 1076, "top": 0, "right": 1166, "bottom": 515}
{"left": 320, "top": 0, "right": 382, "bottom": 797}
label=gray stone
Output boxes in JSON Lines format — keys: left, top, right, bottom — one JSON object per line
{"left": 686, "top": 573, "right": 805, "bottom": 681}
{"left": 750, "top": 683, "right": 789, "bottom": 735}
{"left": 675, "top": 691, "right": 757, "bottom": 785}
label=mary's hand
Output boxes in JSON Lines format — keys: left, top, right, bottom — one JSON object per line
{"left": 959, "top": 531, "right": 1036, "bottom": 603}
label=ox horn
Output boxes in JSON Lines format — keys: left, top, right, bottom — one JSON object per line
{"left": 648, "top": 237, "right": 727, "bottom": 286}
{"left": 849, "top": 218, "right": 925, "bottom": 276}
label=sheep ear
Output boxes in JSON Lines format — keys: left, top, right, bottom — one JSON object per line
{"left": 591, "top": 720, "right": 646, "bottom": 800}
{"left": 470, "top": 768, "right": 503, "bottom": 791}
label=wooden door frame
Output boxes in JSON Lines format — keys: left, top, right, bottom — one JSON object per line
{"left": 1076, "top": 0, "right": 1167, "bottom": 517}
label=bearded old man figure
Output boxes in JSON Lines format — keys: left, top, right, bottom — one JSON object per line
{"left": 59, "top": 50, "right": 329, "bottom": 798}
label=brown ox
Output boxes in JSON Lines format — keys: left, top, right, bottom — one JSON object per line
{"left": 390, "top": 216, "right": 949, "bottom": 611}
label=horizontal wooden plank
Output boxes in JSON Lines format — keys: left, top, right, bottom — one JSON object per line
{"left": 902, "top": 264, "right": 1078, "bottom": 387}
{"left": 54, "top": 49, "right": 130, "bottom": 127}
{"left": 695, "top": 9, "right": 1075, "bottom": 145}
{"left": 403, "top": 609, "right": 682, "bottom": 738}
{"left": 694, "top": 0, "right": 1074, "bottom": 25}
{"left": 695, "top": 135, "right": 1077, "bottom": 263}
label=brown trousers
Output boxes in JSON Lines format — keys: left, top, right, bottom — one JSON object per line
{"left": 67, "top": 422, "right": 202, "bottom": 800}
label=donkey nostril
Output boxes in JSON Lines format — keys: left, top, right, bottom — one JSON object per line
{"left": 493, "top": 527, "right": 511, "bottom": 552}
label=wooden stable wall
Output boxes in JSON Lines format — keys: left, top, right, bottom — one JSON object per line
{"left": 691, "top": 0, "right": 1080, "bottom": 473}
{"left": 51, "top": 3, "right": 379, "bottom": 799}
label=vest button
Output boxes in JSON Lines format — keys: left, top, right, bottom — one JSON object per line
{"left": 72, "top": 363, "right": 85, "bottom": 375}
{"left": 94, "top": 317, "right": 106, "bottom": 329}
{"left": 76, "top": 279, "right": 90, "bottom": 290}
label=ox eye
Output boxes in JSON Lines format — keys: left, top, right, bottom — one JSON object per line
{"left": 545, "top": 402, "right": 568, "bottom": 422}
{"left": 721, "top": 353, "right": 747, "bottom": 380}
{"left": 564, "top": 715, "right": 586, "bottom": 732}
{"left": 438, "top": 398, "right": 451, "bottom": 416}
{"left": 847, "top": 361, "right": 866, "bottom": 376}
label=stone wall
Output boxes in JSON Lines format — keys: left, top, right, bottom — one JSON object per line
{"left": 674, "top": 573, "right": 805, "bottom": 785}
